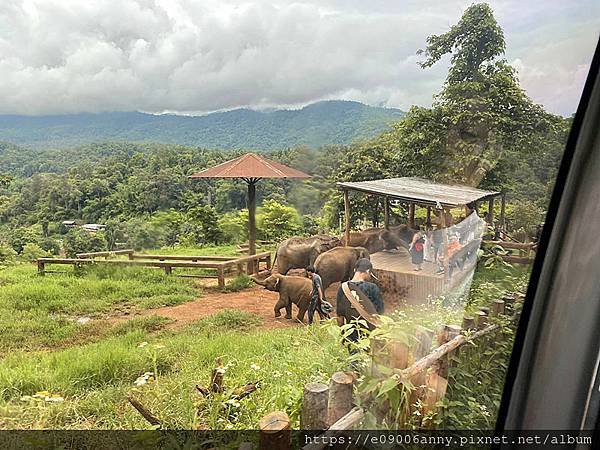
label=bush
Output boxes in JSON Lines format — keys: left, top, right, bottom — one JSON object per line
{"left": 218, "top": 211, "right": 248, "bottom": 243}
{"left": 63, "top": 228, "right": 108, "bottom": 257}
{"left": 258, "top": 200, "right": 301, "bottom": 241}
{"left": 0, "top": 242, "right": 17, "bottom": 265}
{"left": 504, "top": 200, "right": 545, "bottom": 240}
{"left": 124, "top": 219, "right": 164, "bottom": 251}
{"left": 20, "top": 243, "right": 50, "bottom": 262}
{"left": 8, "top": 226, "right": 41, "bottom": 253}
{"left": 224, "top": 274, "right": 253, "bottom": 293}
{"left": 182, "top": 205, "right": 224, "bottom": 245}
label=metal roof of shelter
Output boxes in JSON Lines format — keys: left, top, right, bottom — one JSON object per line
{"left": 190, "top": 153, "right": 310, "bottom": 180}
{"left": 337, "top": 177, "right": 500, "bottom": 207}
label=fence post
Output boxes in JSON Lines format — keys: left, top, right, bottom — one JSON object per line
{"left": 437, "top": 324, "right": 461, "bottom": 378}
{"left": 328, "top": 372, "right": 354, "bottom": 426}
{"left": 217, "top": 265, "right": 226, "bottom": 290}
{"left": 37, "top": 260, "right": 45, "bottom": 276}
{"left": 491, "top": 299, "right": 505, "bottom": 316}
{"left": 462, "top": 316, "right": 476, "bottom": 331}
{"left": 301, "top": 383, "right": 329, "bottom": 430}
{"left": 410, "top": 327, "right": 434, "bottom": 415}
{"left": 477, "top": 310, "right": 489, "bottom": 330}
{"left": 259, "top": 411, "right": 290, "bottom": 450}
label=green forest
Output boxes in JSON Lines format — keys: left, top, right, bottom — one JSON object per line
{"left": 0, "top": 3, "right": 571, "bottom": 435}
{"left": 0, "top": 100, "right": 404, "bottom": 150}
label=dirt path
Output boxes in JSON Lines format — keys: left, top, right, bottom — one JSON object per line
{"left": 136, "top": 286, "right": 304, "bottom": 330}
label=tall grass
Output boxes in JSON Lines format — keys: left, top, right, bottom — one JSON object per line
{"left": 0, "top": 310, "right": 347, "bottom": 430}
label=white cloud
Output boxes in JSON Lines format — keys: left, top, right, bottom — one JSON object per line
{"left": 0, "top": 0, "right": 597, "bottom": 116}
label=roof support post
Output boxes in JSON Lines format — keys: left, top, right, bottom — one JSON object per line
{"left": 408, "top": 203, "right": 415, "bottom": 229}
{"left": 343, "top": 190, "right": 350, "bottom": 246}
{"left": 384, "top": 196, "right": 390, "bottom": 230}
{"left": 499, "top": 192, "right": 506, "bottom": 236}
{"left": 486, "top": 197, "right": 495, "bottom": 228}
{"left": 426, "top": 206, "right": 432, "bottom": 230}
{"left": 247, "top": 180, "right": 257, "bottom": 256}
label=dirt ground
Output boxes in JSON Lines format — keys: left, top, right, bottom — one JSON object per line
{"left": 124, "top": 281, "right": 342, "bottom": 331}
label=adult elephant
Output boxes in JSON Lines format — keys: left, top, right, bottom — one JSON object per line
{"left": 346, "top": 227, "right": 412, "bottom": 253}
{"left": 275, "top": 235, "right": 342, "bottom": 275}
{"left": 249, "top": 274, "right": 312, "bottom": 322}
{"left": 314, "top": 246, "right": 370, "bottom": 290}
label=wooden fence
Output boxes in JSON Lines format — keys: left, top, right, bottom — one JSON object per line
{"left": 482, "top": 240, "right": 536, "bottom": 264}
{"left": 37, "top": 251, "right": 271, "bottom": 289}
{"left": 253, "top": 292, "right": 522, "bottom": 450}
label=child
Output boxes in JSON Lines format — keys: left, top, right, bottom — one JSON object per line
{"left": 409, "top": 231, "right": 425, "bottom": 271}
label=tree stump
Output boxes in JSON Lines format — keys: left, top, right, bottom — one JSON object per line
{"left": 413, "top": 326, "right": 434, "bottom": 360}
{"left": 462, "top": 316, "right": 475, "bottom": 331}
{"left": 301, "top": 383, "right": 329, "bottom": 430}
{"left": 491, "top": 299, "right": 505, "bottom": 316}
{"left": 327, "top": 372, "right": 354, "bottom": 425}
{"left": 476, "top": 310, "right": 488, "bottom": 330}
{"left": 259, "top": 411, "right": 290, "bottom": 450}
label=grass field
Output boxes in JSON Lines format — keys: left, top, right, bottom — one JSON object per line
{"left": 0, "top": 244, "right": 530, "bottom": 432}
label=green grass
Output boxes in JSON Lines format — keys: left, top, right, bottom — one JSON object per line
{"left": 0, "top": 264, "right": 198, "bottom": 353}
{"left": 0, "top": 310, "right": 347, "bottom": 430}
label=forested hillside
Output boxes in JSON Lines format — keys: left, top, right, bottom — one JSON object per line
{"left": 0, "top": 101, "right": 404, "bottom": 150}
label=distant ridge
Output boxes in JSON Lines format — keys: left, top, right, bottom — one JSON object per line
{"left": 0, "top": 100, "right": 404, "bottom": 150}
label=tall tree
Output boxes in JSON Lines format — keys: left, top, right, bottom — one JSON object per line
{"left": 414, "top": 3, "right": 555, "bottom": 186}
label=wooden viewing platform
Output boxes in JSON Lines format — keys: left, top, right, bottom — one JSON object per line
{"left": 370, "top": 249, "right": 477, "bottom": 305}
{"left": 38, "top": 251, "right": 272, "bottom": 289}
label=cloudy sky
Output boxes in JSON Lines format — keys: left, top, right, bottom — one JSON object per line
{"left": 0, "top": 0, "right": 598, "bottom": 117}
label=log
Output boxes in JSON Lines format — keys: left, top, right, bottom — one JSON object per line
{"left": 370, "top": 338, "right": 387, "bottom": 377}
{"left": 327, "top": 372, "right": 354, "bottom": 425}
{"left": 301, "top": 383, "right": 329, "bottom": 430}
{"left": 301, "top": 407, "right": 364, "bottom": 450}
{"left": 446, "top": 325, "right": 462, "bottom": 369}
{"left": 395, "top": 323, "right": 500, "bottom": 381}
{"left": 390, "top": 341, "right": 409, "bottom": 369}
{"left": 127, "top": 396, "right": 161, "bottom": 426}
{"left": 259, "top": 411, "right": 291, "bottom": 450}
{"left": 422, "top": 368, "right": 448, "bottom": 419}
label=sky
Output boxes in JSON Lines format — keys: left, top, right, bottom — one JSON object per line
{"left": 0, "top": 0, "right": 598, "bottom": 117}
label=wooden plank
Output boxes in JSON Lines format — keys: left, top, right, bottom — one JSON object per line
{"left": 37, "top": 258, "right": 227, "bottom": 269}
{"left": 76, "top": 249, "right": 134, "bottom": 258}
{"left": 131, "top": 254, "right": 235, "bottom": 261}
{"left": 482, "top": 241, "right": 535, "bottom": 250}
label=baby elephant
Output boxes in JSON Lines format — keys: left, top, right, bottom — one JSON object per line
{"left": 250, "top": 274, "right": 312, "bottom": 322}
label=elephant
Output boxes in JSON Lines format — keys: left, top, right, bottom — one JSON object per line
{"left": 249, "top": 273, "right": 312, "bottom": 322}
{"left": 314, "top": 246, "right": 370, "bottom": 290}
{"left": 274, "top": 234, "right": 342, "bottom": 275}
{"left": 345, "top": 226, "right": 413, "bottom": 253}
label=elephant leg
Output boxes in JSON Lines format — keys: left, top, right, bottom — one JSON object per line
{"left": 297, "top": 304, "right": 308, "bottom": 323}
{"left": 284, "top": 301, "right": 292, "bottom": 319}
{"left": 274, "top": 298, "right": 286, "bottom": 317}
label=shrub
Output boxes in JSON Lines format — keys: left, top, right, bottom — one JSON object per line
{"left": 20, "top": 243, "right": 50, "bottom": 262}
{"left": 219, "top": 211, "right": 248, "bottom": 243}
{"left": 258, "top": 200, "right": 301, "bottom": 241}
{"left": 63, "top": 228, "right": 108, "bottom": 257}
{"left": 0, "top": 242, "right": 17, "bottom": 265}
{"left": 224, "top": 274, "right": 253, "bottom": 293}
{"left": 182, "top": 205, "right": 224, "bottom": 245}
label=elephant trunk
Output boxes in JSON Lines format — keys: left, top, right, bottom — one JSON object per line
{"left": 249, "top": 275, "right": 266, "bottom": 286}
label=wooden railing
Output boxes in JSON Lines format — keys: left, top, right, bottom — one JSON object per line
{"left": 482, "top": 240, "right": 536, "bottom": 264}
{"left": 37, "top": 251, "right": 272, "bottom": 289}
{"left": 254, "top": 293, "right": 522, "bottom": 449}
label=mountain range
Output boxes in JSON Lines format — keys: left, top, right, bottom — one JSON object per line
{"left": 0, "top": 101, "right": 404, "bottom": 150}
